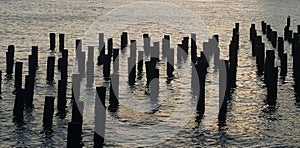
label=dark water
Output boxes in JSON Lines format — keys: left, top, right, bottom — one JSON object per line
{"left": 0, "top": 0, "right": 300, "bottom": 147}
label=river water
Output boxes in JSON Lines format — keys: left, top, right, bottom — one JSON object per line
{"left": 0, "top": 0, "right": 300, "bottom": 147}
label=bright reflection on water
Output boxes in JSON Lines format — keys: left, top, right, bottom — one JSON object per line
{"left": 0, "top": 0, "right": 300, "bottom": 147}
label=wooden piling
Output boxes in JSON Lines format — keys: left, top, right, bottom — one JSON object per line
{"left": 109, "top": 73, "right": 119, "bottom": 112}
{"left": 43, "top": 96, "right": 55, "bottom": 130}
{"left": 57, "top": 80, "right": 67, "bottom": 116}
{"left": 50, "top": 33, "right": 55, "bottom": 51}
{"left": 24, "top": 75, "right": 34, "bottom": 109}
{"left": 108, "top": 38, "right": 113, "bottom": 57}
{"left": 280, "top": 53, "right": 287, "bottom": 78}
{"left": 103, "top": 55, "right": 111, "bottom": 80}
{"left": 46, "top": 56, "right": 55, "bottom": 84}
{"left": 13, "top": 88, "right": 26, "bottom": 124}
{"left": 6, "top": 45, "right": 14, "bottom": 78}
{"left": 67, "top": 122, "right": 82, "bottom": 147}
{"left": 59, "top": 34, "right": 65, "bottom": 52}
{"left": 14, "top": 62, "right": 23, "bottom": 90}
{"left": 121, "top": 32, "right": 128, "bottom": 50}
{"left": 32, "top": 46, "right": 38, "bottom": 68}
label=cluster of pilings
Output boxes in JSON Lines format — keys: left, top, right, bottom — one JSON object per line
{"left": 12, "top": 45, "right": 39, "bottom": 124}
{"left": 249, "top": 16, "right": 300, "bottom": 106}
{"left": 2, "top": 21, "right": 260, "bottom": 147}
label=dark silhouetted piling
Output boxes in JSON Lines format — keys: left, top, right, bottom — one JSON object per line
{"left": 287, "top": 15, "right": 291, "bottom": 28}
{"left": 182, "top": 37, "right": 189, "bottom": 55}
{"left": 61, "top": 49, "right": 68, "bottom": 82}
{"left": 50, "top": 33, "right": 55, "bottom": 51}
{"left": 261, "top": 21, "right": 266, "bottom": 34}
{"left": 57, "top": 80, "right": 67, "bottom": 116}
{"left": 32, "top": 46, "right": 38, "bottom": 68}
{"left": 13, "top": 88, "right": 26, "bottom": 124}
{"left": 266, "top": 67, "right": 278, "bottom": 106}
{"left": 121, "top": 32, "right": 128, "bottom": 50}
{"left": 280, "top": 53, "right": 287, "bottom": 78}
{"left": 109, "top": 73, "right": 119, "bottom": 112}
{"left": 128, "top": 57, "right": 136, "bottom": 86}
{"left": 6, "top": 45, "right": 15, "bottom": 78}
{"left": 59, "top": 33, "right": 65, "bottom": 52}
{"left": 278, "top": 37, "right": 284, "bottom": 59}
{"left": 43, "top": 96, "right": 55, "bottom": 130}
{"left": 46, "top": 56, "right": 55, "bottom": 84}
{"left": 67, "top": 122, "right": 82, "bottom": 147}
{"left": 103, "top": 55, "right": 111, "bottom": 80}
{"left": 14, "top": 62, "right": 23, "bottom": 90}
{"left": 264, "top": 50, "right": 275, "bottom": 85}
{"left": 108, "top": 38, "right": 113, "bottom": 57}
{"left": 24, "top": 75, "right": 34, "bottom": 109}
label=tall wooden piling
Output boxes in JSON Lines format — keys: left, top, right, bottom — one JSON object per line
{"left": 24, "top": 75, "right": 34, "bottom": 109}
{"left": 67, "top": 122, "right": 82, "bottom": 147}
{"left": 6, "top": 45, "right": 15, "bottom": 78}
{"left": 280, "top": 53, "right": 287, "bottom": 78}
{"left": 50, "top": 33, "right": 55, "bottom": 51}
{"left": 43, "top": 96, "right": 55, "bottom": 130}
{"left": 121, "top": 32, "right": 128, "bottom": 50}
{"left": 196, "top": 52, "right": 209, "bottom": 115}
{"left": 14, "top": 62, "right": 23, "bottom": 90}
{"left": 13, "top": 88, "right": 26, "bottom": 124}
{"left": 109, "top": 73, "right": 119, "bottom": 112}
{"left": 108, "top": 38, "right": 113, "bottom": 57}
{"left": 57, "top": 80, "right": 67, "bottom": 116}
{"left": 32, "top": 46, "right": 38, "bottom": 68}
{"left": 103, "top": 55, "right": 111, "bottom": 80}
{"left": 59, "top": 34, "right": 65, "bottom": 52}
{"left": 46, "top": 56, "right": 55, "bottom": 84}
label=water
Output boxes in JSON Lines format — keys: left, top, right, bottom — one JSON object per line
{"left": 0, "top": 0, "right": 300, "bottom": 147}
